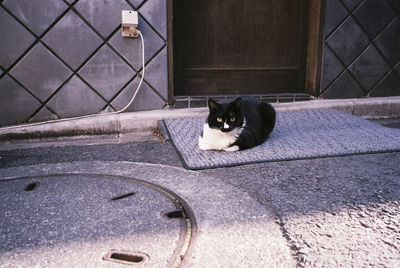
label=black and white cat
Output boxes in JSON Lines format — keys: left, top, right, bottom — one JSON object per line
{"left": 198, "top": 96, "right": 276, "bottom": 151}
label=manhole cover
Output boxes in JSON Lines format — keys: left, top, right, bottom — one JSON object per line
{"left": 0, "top": 174, "right": 194, "bottom": 267}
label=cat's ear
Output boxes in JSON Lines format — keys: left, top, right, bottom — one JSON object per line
{"left": 233, "top": 97, "right": 242, "bottom": 110}
{"left": 208, "top": 98, "right": 219, "bottom": 112}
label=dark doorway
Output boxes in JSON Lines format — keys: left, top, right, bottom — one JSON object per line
{"left": 171, "top": 0, "right": 323, "bottom": 98}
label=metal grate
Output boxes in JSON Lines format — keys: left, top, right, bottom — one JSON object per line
{"left": 173, "top": 93, "right": 315, "bottom": 109}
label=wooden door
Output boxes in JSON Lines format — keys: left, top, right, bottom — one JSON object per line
{"left": 172, "top": 0, "right": 320, "bottom": 97}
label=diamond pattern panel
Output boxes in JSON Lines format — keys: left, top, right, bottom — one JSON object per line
{"left": 353, "top": 0, "right": 395, "bottom": 39}
{"left": 143, "top": 46, "right": 168, "bottom": 100}
{"left": 326, "top": 17, "right": 369, "bottom": 66}
{"left": 321, "top": 0, "right": 400, "bottom": 99}
{"left": 386, "top": 0, "right": 400, "bottom": 12}
{"left": 0, "top": 75, "right": 41, "bottom": 126}
{"left": 341, "top": 0, "right": 363, "bottom": 11}
{"left": 324, "top": 0, "right": 348, "bottom": 37}
{"left": 348, "top": 45, "right": 390, "bottom": 91}
{"left": 43, "top": 10, "right": 103, "bottom": 70}
{"left": 29, "top": 106, "right": 57, "bottom": 122}
{"left": 374, "top": 19, "right": 400, "bottom": 66}
{"left": 10, "top": 43, "right": 72, "bottom": 101}
{"left": 0, "top": 7, "right": 35, "bottom": 69}
{"left": 127, "top": 0, "right": 146, "bottom": 9}
{"left": 75, "top": 0, "right": 131, "bottom": 38}
{"left": 47, "top": 75, "right": 106, "bottom": 117}
{"left": 395, "top": 63, "right": 400, "bottom": 76}
{"left": 369, "top": 71, "right": 400, "bottom": 97}
{"left": 112, "top": 76, "right": 165, "bottom": 111}
{"left": 322, "top": 71, "right": 364, "bottom": 99}
{"left": 321, "top": 45, "right": 345, "bottom": 90}
{"left": 139, "top": 0, "right": 167, "bottom": 39}
{"left": 0, "top": 0, "right": 169, "bottom": 126}
{"left": 4, "top": 0, "right": 67, "bottom": 36}
{"left": 79, "top": 45, "right": 134, "bottom": 100}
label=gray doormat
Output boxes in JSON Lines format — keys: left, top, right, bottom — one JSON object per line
{"left": 163, "top": 109, "right": 400, "bottom": 170}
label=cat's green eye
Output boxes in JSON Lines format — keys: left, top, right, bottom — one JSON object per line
{"left": 230, "top": 117, "right": 236, "bottom": 122}
{"left": 216, "top": 117, "right": 223, "bottom": 122}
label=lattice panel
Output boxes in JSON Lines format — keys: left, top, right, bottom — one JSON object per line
{"left": 321, "top": 0, "right": 400, "bottom": 98}
{"left": 0, "top": 0, "right": 167, "bottom": 126}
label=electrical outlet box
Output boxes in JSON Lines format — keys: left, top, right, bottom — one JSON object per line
{"left": 121, "top": 10, "right": 139, "bottom": 37}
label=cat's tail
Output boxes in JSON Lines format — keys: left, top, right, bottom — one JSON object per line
{"left": 260, "top": 102, "right": 276, "bottom": 135}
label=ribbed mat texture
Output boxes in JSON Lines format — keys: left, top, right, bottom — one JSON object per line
{"left": 163, "top": 109, "right": 400, "bottom": 170}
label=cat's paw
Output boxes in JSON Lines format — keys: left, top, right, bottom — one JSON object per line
{"left": 223, "top": 145, "right": 240, "bottom": 152}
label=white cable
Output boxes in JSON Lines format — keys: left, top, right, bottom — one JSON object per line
{"left": 117, "top": 31, "right": 145, "bottom": 113}
{"left": 0, "top": 31, "right": 145, "bottom": 131}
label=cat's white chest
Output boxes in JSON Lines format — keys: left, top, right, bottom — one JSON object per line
{"left": 198, "top": 123, "right": 240, "bottom": 151}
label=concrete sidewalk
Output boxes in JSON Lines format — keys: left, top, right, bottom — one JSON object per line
{"left": 1, "top": 96, "right": 400, "bottom": 143}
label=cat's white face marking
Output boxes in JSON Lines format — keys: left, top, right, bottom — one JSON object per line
{"left": 223, "top": 122, "right": 229, "bottom": 130}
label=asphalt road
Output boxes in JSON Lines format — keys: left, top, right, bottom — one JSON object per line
{"left": 1, "top": 121, "right": 399, "bottom": 267}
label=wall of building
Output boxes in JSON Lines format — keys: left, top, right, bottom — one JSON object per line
{"left": 1, "top": 0, "right": 400, "bottom": 127}
{"left": 320, "top": 0, "right": 400, "bottom": 98}
{"left": 0, "top": 0, "right": 167, "bottom": 127}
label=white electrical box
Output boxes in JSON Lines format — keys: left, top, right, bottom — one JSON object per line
{"left": 121, "top": 10, "right": 139, "bottom": 37}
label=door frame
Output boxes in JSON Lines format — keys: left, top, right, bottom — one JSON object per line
{"left": 167, "top": 0, "right": 325, "bottom": 105}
